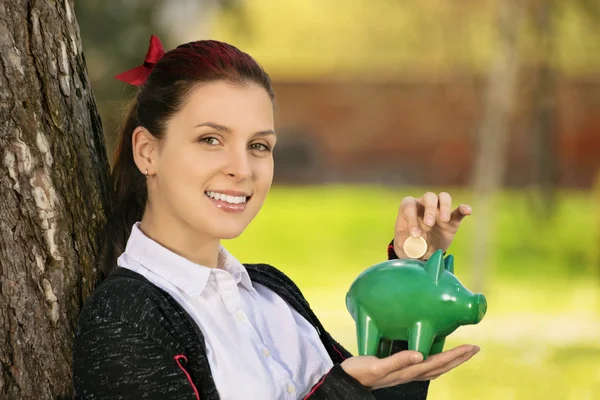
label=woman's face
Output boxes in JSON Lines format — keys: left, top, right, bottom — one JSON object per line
{"left": 145, "top": 81, "right": 276, "bottom": 240}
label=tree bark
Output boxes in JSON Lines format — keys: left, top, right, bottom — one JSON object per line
{"left": 0, "top": 1, "right": 110, "bottom": 399}
{"left": 470, "top": 0, "right": 523, "bottom": 292}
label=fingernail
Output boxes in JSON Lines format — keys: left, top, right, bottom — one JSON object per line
{"left": 425, "top": 216, "right": 435, "bottom": 226}
{"left": 411, "top": 353, "right": 423, "bottom": 363}
{"left": 465, "top": 206, "right": 472, "bottom": 214}
{"left": 441, "top": 212, "right": 449, "bottom": 221}
{"left": 410, "top": 227, "right": 420, "bottom": 237}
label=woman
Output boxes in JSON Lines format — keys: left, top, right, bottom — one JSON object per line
{"left": 73, "top": 36, "right": 479, "bottom": 400}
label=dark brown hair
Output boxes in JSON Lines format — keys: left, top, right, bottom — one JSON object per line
{"left": 100, "top": 40, "right": 274, "bottom": 276}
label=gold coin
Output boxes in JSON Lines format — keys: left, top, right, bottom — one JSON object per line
{"left": 403, "top": 236, "right": 428, "bottom": 259}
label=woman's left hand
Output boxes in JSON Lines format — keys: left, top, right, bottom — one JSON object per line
{"left": 393, "top": 192, "right": 472, "bottom": 260}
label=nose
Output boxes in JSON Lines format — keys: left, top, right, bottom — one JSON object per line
{"left": 224, "top": 149, "right": 252, "bottom": 181}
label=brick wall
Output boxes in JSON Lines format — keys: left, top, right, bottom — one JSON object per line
{"left": 271, "top": 77, "right": 600, "bottom": 188}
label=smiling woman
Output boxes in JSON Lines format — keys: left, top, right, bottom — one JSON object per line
{"left": 72, "top": 35, "right": 478, "bottom": 400}
{"left": 130, "top": 80, "right": 276, "bottom": 258}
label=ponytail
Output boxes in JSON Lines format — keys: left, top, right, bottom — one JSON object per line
{"left": 99, "top": 100, "right": 147, "bottom": 276}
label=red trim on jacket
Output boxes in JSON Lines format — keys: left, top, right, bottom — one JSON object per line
{"left": 303, "top": 370, "right": 330, "bottom": 399}
{"left": 332, "top": 344, "right": 346, "bottom": 360}
{"left": 174, "top": 355, "right": 201, "bottom": 400}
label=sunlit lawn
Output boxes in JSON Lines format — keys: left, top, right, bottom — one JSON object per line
{"left": 224, "top": 185, "right": 600, "bottom": 400}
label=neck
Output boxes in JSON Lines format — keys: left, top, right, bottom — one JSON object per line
{"left": 139, "top": 208, "right": 220, "bottom": 269}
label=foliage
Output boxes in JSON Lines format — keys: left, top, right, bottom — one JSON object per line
{"left": 209, "top": 0, "right": 600, "bottom": 79}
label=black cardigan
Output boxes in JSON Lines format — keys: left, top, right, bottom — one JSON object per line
{"left": 73, "top": 245, "right": 429, "bottom": 399}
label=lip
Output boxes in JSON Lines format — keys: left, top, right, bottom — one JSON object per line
{"left": 205, "top": 190, "right": 251, "bottom": 214}
{"left": 205, "top": 189, "right": 252, "bottom": 197}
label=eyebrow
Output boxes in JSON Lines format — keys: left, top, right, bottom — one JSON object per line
{"left": 194, "top": 122, "right": 276, "bottom": 137}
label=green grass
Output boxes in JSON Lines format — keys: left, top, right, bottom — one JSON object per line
{"left": 223, "top": 185, "right": 600, "bottom": 400}
{"left": 226, "top": 185, "right": 599, "bottom": 284}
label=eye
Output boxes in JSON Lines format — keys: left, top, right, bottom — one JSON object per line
{"left": 199, "top": 136, "right": 221, "bottom": 146}
{"left": 248, "top": 142, "right": 271, "bottom": 152}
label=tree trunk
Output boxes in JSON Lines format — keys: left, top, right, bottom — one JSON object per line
{"left": 0, "top": 1, "right": 110, "bottom": 399}
{"left": 470, "top": 0, "right": 523, "bottom": 292}
{"left": 529, "top": 0, "right": 557, "bottom": 219}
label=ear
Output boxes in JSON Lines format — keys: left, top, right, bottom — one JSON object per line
{"left": 131, "top": 126, "right": 159, "bottom": 176}
{"left": 444, "top": 254, "right": 455, "bottom": 274}
{"left": 424, "top": 249, "right": 445, "bottom": 285}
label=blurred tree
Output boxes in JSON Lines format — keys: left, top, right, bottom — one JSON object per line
{"left": 526, "top": 0, "right": 599, "bottom": 219}
{"left": 0, "top": 1, "right": 110, "bottom": 399}
{"left": 471, "top": 0, "right": 524, "bottom": 292}
{"left": 528, "top": 0, "right": 558, "bottom": 219}
{"left": 470, "top": 0, "right": 600, "bottom": 288}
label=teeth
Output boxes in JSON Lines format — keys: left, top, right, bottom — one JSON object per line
{"left": 206, "top": 191, "right": 247, "bottom": 204}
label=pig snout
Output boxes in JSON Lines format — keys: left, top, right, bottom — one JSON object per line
{"left": 474, "top": 293, "right": 487, "bottom": 324}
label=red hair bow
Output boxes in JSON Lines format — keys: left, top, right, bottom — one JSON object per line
{"left": 114, "top": 35, "right": 165, "bottom": 86}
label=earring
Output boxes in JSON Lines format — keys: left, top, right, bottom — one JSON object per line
{"left": 144, "top": 169, "right": 149, "bottom": 178}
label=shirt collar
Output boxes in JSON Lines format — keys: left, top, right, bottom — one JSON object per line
{"left": 217, "top": 245, "right": 256, "bottom": 293}
{"left": 122, "top": 222, "right": 256, "bottom": 298}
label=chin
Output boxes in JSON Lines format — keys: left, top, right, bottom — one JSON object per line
{"left": 217, "top": 229, "right": 245, "bottom": 240}
{"left": 207, "top": 219, "right": 251, "bottom": 240}
{"left": 189, "top": 207, "right": 258, "bottom": 241}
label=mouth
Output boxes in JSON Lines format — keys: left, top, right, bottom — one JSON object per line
{"left": 205, "top": 190, "right": 252, "bottom": 213}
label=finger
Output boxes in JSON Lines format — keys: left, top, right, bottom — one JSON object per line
{"left": 375, "top": 350, "right": 424, "bottom": 377}
{"left": 418, "top": 192, "right": 438, "bottom": 228}
{"left": 368, "top": 351, "right": 425, "bottom": 389}
{"left": 402, "top": 344, "right": 475, "bottom": 378}
{"left": 416, "top": 347, "right": 479, "bottom": 381}
{"left": 438, "top": 192, "right": 452, "bottom": 222}
{"left": 373, "top": 345, "right": 477, "bottom": 389}
{"left": 449, "top": 204, "right": 472, "bottom": 225}
{"left": 399, "top": 197, "right": 421, "bottom": 237}
{"left": 422, "top": 347, "right": 478, "bottom": 379}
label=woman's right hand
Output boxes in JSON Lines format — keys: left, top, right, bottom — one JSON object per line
{"left": 340, "top": 344, "right": 480, "bottom": 390}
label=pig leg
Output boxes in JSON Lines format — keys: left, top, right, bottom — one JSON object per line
{"left": 356, "top": 306, "right": 381, "bottom": 357}
{"left": 408, "top": 322, "right": 435, "bottom": 359}
{"left": 429, "top": 337, "right": 446, "bottom": 356}
{"left": 377, "top": 338, "right": 393, "bottom": 358}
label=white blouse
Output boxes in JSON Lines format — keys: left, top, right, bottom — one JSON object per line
{"left": 117, "top": 222, "right": 334, "bottom": 399}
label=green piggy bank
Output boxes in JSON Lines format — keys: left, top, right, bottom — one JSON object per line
{"left": 346, "top": 250, "right": 487, "bottom": 359}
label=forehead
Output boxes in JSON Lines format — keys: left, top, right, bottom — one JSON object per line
{"left": 176, "top": 81, "right": 274, "bottom": 128}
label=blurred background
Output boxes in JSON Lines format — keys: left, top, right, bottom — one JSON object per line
{"left": 76, "top": 0, "right": 600, "bottom": 398}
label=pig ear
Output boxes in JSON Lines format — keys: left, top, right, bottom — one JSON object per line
{"left": 425, "top": 249, "right": 445, "bottom": 284}
{"left": 444, "top": 254, "right": 455, "bottom": 274}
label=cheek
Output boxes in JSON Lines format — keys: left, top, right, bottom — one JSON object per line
{"left": 158, "top": 151, "right": 205, "bottom": 203}
{"left": 164, "top": 147, "right": 219, "bottom": 182}
{"left": 253, "top": 158, "right": 274, "bottom": 189}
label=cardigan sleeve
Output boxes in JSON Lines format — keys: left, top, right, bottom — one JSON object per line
{"left": 73, "top": 316, "right": 199, "bottom": 400}
{"left": 388, "top": 238, "right": 399, "bottom": 260}
{"left": 302, "top": 364, "right": 374, "bottom": 399}
{"left": 301, "top": 363, "right": 429, "bottom": 400}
